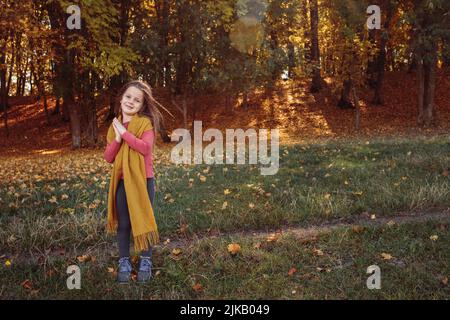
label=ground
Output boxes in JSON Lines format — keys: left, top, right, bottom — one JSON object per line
{"left": 0, "top": 70, "right": 449, "bottom": 299}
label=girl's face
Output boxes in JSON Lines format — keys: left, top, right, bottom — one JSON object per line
{"left": 120, "top": 86, "right": 144, "bottom": 118}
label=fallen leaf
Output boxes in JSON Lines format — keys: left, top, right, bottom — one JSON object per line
{"left": 381, "top": 253, "right": 393, "bottom": 260}
{"left": 21, "top": 279, "right": 33, "bottom": 290}
{"left": 77, "top": 254, "right": 91, "bottom": 263}
{"left": 227, "top": 243, "right": 241, "bottom": 255}
{"left": 5, "top": 260, "right": 11, "bottom": 267}
{"left": 313, "top": 248, "right": 324, "bottom": 256}
{"left": 352, "top": 225, "right": 364, "bottom": 233}
{"left": 370, "top": 214, "right": 376, "bottom": 220}
{"left": 248, "top": 203, "right": 255, "bottom": 209}
{"left": 192, "top": 283, "right": 203, "bottom": 292}
{"left": 172, "top": 248, "right": 182, "bottom": 256}
{"left": 222, "top": 201, "right": 228, "bottom": 210}
{"left": 107, "top": 267, "right": 115, "bottom": 273}
{"left": 441, "top": 277, "right": 448, "bottom": 286}
{"left": 224, "top": 189, "right": 231, "bottom": 195}
{"left": 48, "top": 196, "right": 58, "bottom": 204}
{"left": 288, "top": 267, "right": 297, "bottom": 276}
{"left": 266, "top": 233, "right": 280, "bottom": 242}
{"left": 387, "top": 220, "right": 396, "bottom": 227}
{"left": 430, "top": 235, "right": 438, "bottom": 241}
{"left": 178, "top": 224, "right": 189, "bottom": 234}
{"left": 199, "top": 175, "right": 207, "bottom": 182}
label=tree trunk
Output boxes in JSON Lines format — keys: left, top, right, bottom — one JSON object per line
{"left": 309, "top": 0, "right": 322, "bottom": 93}
{"left": 53, "top": 96, "right": 60, "bottom": 115}
{"left": 417, "top": 40, "right": 438, "bottom": 126}
{"left": 0, "top": 43, "right": 9, "bottom": 137}
{"left": 288, "top": 42, "right": 295, "bottom": 78}
{"left": 6, "top": 31, "right": 15, "bottom": 98}
{"left": 352, "top": 86, "right": 360, "bottom": 131}
{"left": 372, "top": 1, "right": 393, "bottom": 105}
{"left": 338, "top": 80, "right": 354, "bottom": 109}
{"left": 155, "top": 0, "right": 170, "bottom": 88}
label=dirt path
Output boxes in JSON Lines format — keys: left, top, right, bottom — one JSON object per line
{"left": 159, "top": 210, "right": 450, "bottom": 250}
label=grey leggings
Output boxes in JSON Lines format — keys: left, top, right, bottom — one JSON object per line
{"left": 116, "top": 178, "right": 155, "bottom": 258}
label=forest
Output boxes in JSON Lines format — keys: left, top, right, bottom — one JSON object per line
{"left": 0, "top": 0, "right": 448, "bottom": 148}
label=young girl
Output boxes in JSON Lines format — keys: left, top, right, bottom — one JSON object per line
{"left": 104, "top": 80, "right": 166, "bottom": 283}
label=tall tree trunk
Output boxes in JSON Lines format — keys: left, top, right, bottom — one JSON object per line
{"left": 309, "top": 0, "right": 322, "bottom": 93}
{"left": 63, "top": 49, "right": 81, "bottom": 148}
{"left": 352, "top": 87, "right": 360, "bottom": 131}
{"left": 6, "top": 30, "right": 15, "bottom": 98}
{"left": 20, "top": 53, "right": 29, "bottom": 96}
{"left": 155, "top": 0, "right": 170, "bottom": 88}
{"left": 287, "top": 42, "right": 295, "bottom": 78}
{"left": 372, "top": 0, "right": 393, "bottom": 105}
{"left": 0, "top": 42, "right": 9, "bottom": 137}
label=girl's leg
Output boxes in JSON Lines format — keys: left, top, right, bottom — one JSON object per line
{"left": 140, "top": 178, "right": 155, "bottom": 257}
{"left": 116, "top": 179, "right": 132, "bottom": 258}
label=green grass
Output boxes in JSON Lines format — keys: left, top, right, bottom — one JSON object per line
{"left": 0, "top": 220, "right": 448, "bottom": 299}
{"left": 0, "top": 134, "right": 449, "bottom": 299}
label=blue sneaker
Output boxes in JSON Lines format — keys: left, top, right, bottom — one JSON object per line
{"left": 137, "top": 256, "right": 152, "bottom": 283}
{"left": 117, "top": 257, "right": 132, "bottom": 283}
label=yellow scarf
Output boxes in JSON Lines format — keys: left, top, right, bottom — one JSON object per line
{"left": 106, "top": 114, "right": 159, "bottom": 252}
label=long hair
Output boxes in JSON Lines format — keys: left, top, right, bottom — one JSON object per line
{"left": 114, "top": 80, "right": 170, "bottom": 138}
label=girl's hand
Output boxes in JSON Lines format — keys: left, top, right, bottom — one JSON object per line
{"left": 113, "top": 118, "right": 127, "bottom": 136}
{"left": 112, "top": 123, "right": 122, "bottom": 143}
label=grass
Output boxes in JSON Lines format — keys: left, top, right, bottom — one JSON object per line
{"left": 0, "top": 220, "right": 448, "bottom": 299}
{"left": 0, "top": 134, "right": 449, "bottom": 299}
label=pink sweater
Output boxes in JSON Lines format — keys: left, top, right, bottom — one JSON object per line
{"left": 104, "top": 122, "right": 155, "bottom": 178}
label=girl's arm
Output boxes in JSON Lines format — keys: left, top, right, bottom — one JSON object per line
{"left": 104, "top": 140, "right": 121, "bottom": 163}
{"left": 121, "top": 130, "right": 154, "bottom": 156}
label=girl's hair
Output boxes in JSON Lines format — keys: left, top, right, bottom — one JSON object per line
{"left": 114, "top": 80, "right": 167, "bottom": 136}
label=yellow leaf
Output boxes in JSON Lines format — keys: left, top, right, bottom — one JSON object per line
{"left": 222, "top": 201, "right": 228, "bottom": 210}
{"left": 227, "top": 243, "right": 241, "bottom": 255}
{"left": 199, "top": 175, "right": 207, "bottom": 182}
{"left": 429, "top": 235, "right": 438, "bottom": 241}
{"left": 381, "top": 253, "right": 393, "bottom": 260}
{"left": 387, "top": 220, "right": 396, "bottom": 227}
{"left": 48, "top": 196, "right": 58, "bottom": 204}
{"left": 5, "top": 260, "right": 11, "bottom": 267}
{"left": 266, "top": 233, "right": 280, "bottom": 242}
{"left": 77, "top": 255, "right": 90, "bottom": 262}
{"left": 172, "top": 248, "right": 182, "bottom": 256}
{"left": 313, "top": 248, "right": 324, "bottom": 256}
{"left": 224, "top": 189, "right": 231, "bottom": 195}
{"left": 249, "top": 203, "right": 255, "bottom": 209}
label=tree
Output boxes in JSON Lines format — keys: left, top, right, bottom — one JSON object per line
{"left": 309, "top": 0, "right": 322, "bottom": 92}
{"left": 410, "top": 0, "right": 449, "bottom": 126}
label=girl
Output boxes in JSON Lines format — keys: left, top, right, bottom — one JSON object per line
{"left": 104, "top": 80, "right": 167, "bottom": 283}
